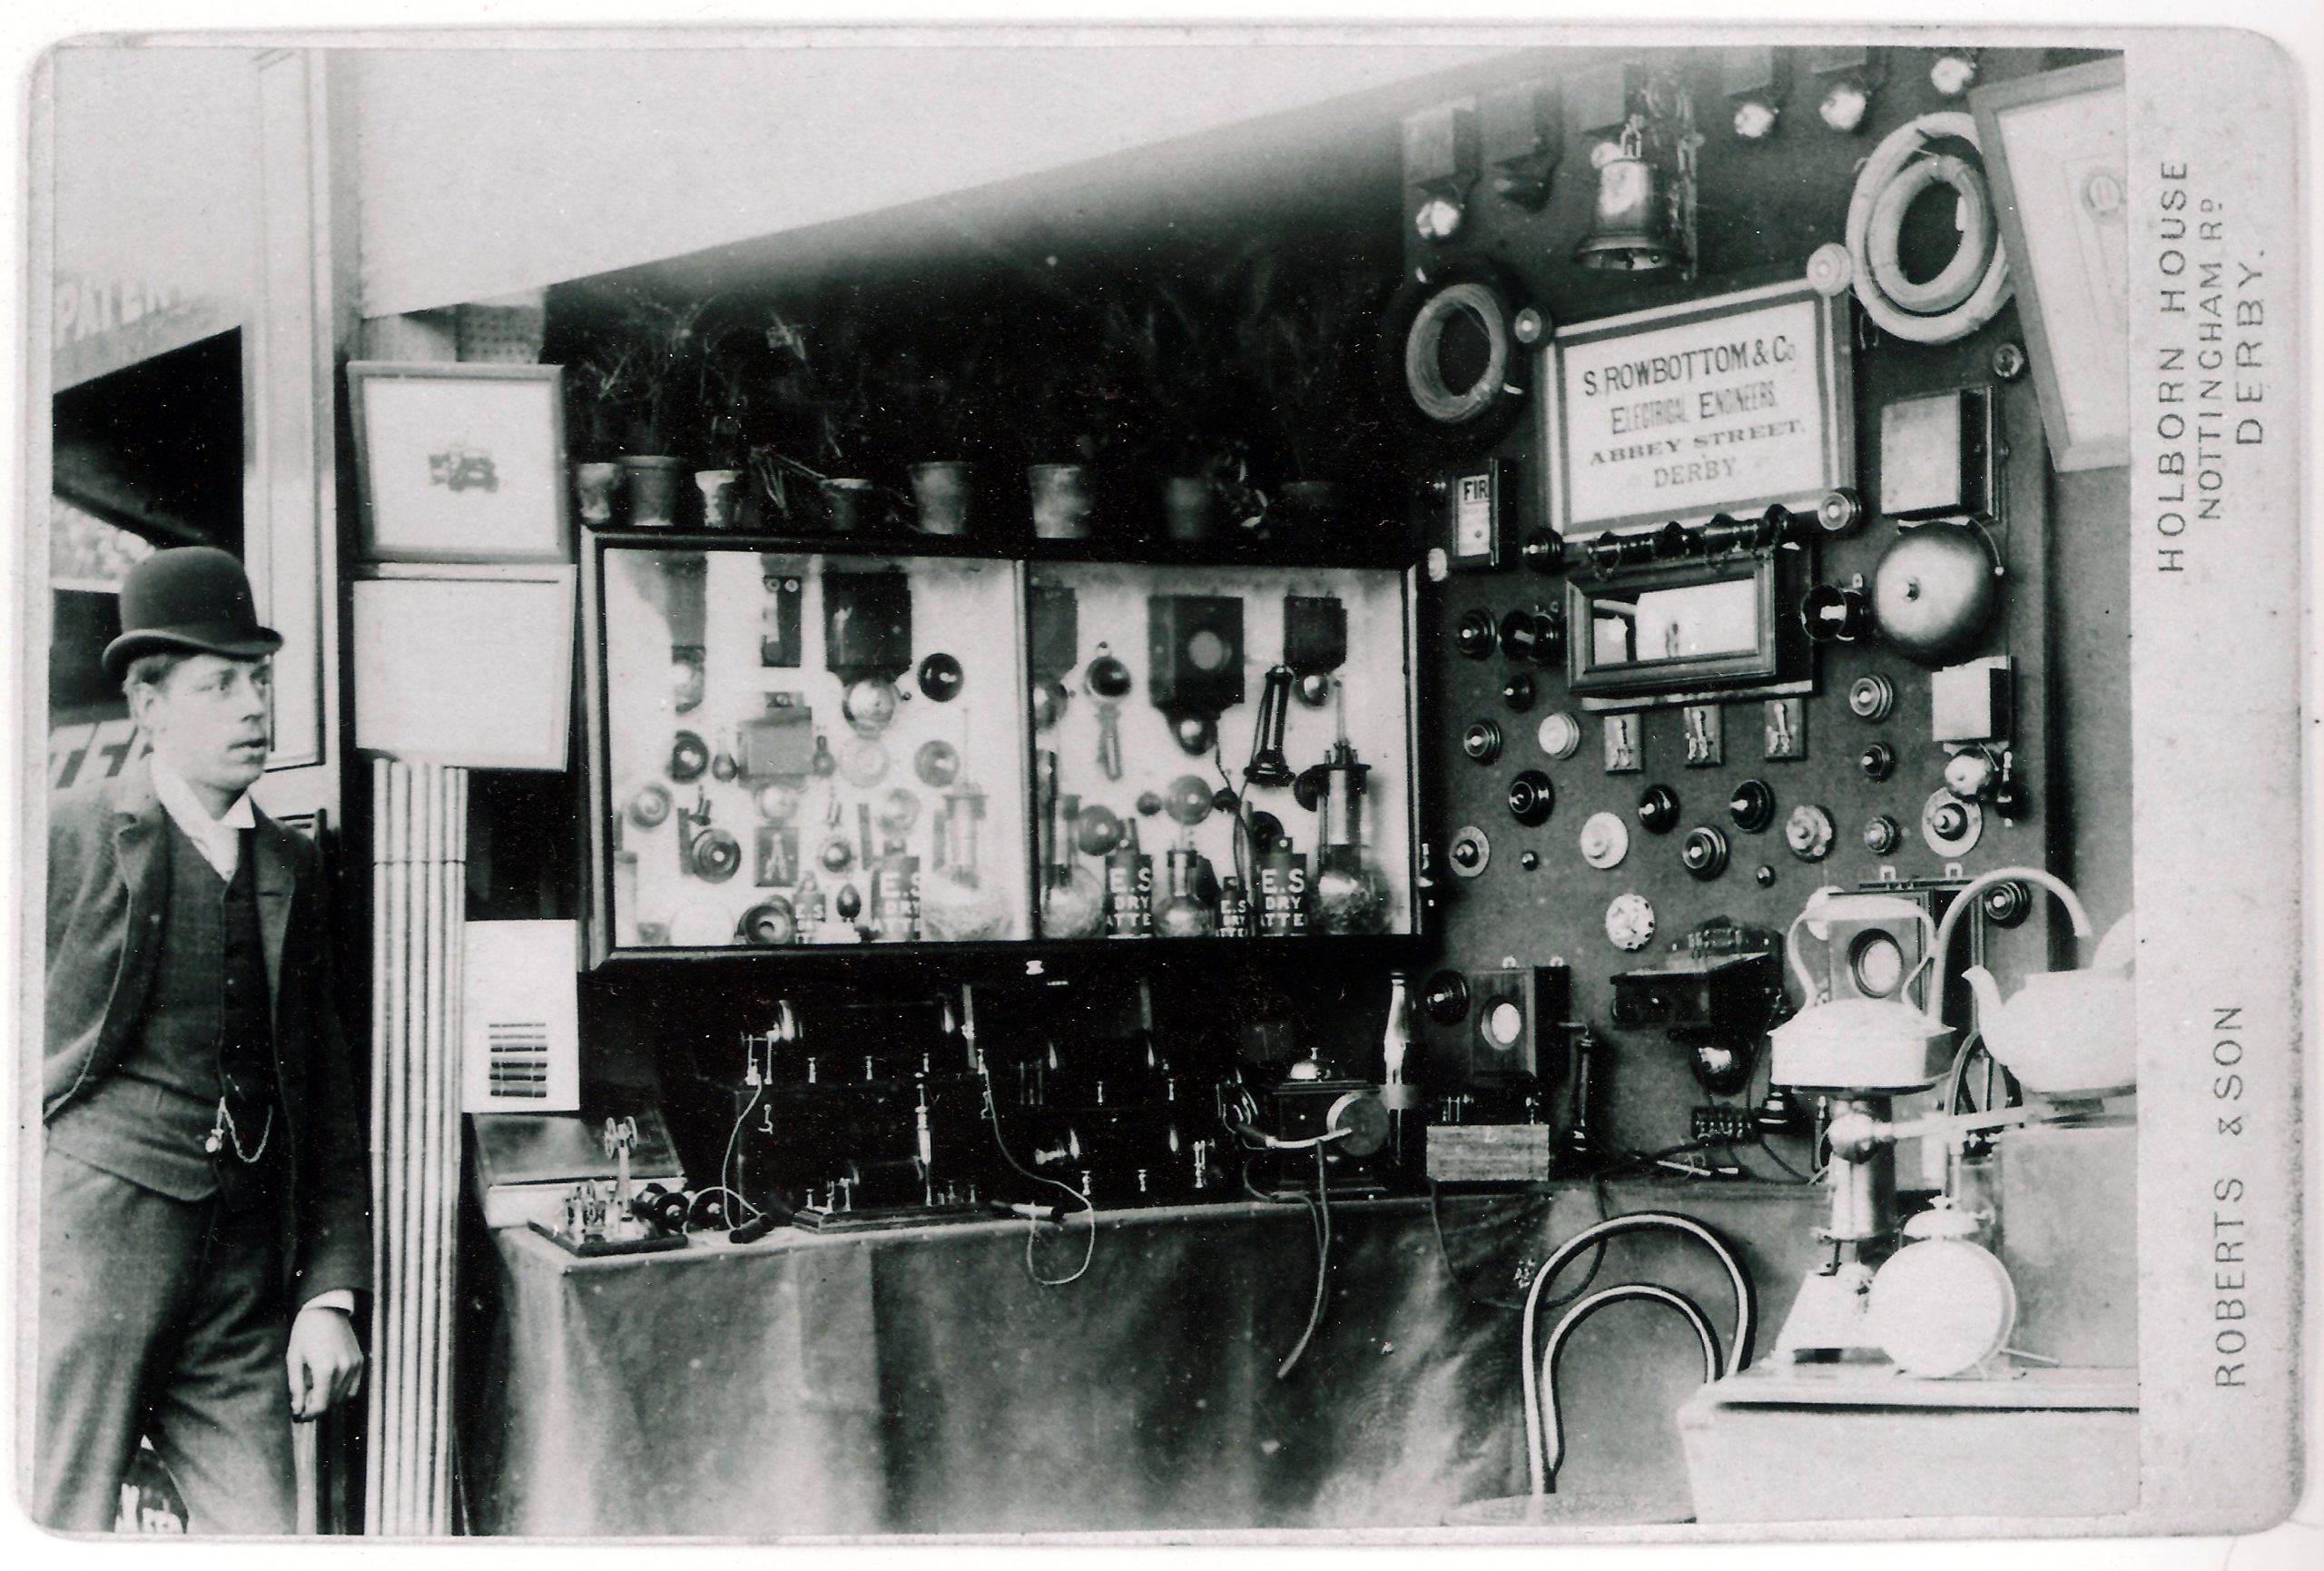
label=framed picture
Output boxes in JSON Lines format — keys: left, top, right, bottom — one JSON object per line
{"left": 348, "top": 361, "right": 573, "bottom": 562}
{"left": 1971, "top": 58, "right": 2129, "bottom": 471}
{"left": 351, "top": 564, "right": 576, "bottom": 770}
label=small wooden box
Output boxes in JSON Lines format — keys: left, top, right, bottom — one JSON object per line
{"left": 1424, "top": 1122, "right": 1554, "bottom": 1184}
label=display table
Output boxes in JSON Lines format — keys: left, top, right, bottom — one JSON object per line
{"left": 1677, "top": 1362, "right": 2140, "bottom": 1524}
{"left": 461, "top": 1184, "right": 1827, "bottom": 1536}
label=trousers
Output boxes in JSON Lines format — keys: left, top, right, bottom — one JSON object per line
{"left": 34, "top": 1147, "right": 297, "bottom": 1535}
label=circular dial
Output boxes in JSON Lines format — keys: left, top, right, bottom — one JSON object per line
{"left": 1817, "top": 487, "right": 1864, "bottom": 534}
{"left": 1860, "top": 743, "right": 1897, "bottom": 782}
{"left": 1680, "top": 825, "right": 1730, "bottom": 881}
{"left": 1462, "top": 720, "right": 1504, "bottom": 765}
{"left": 1922, "top": 788, "right": 1984, "bottom": 855}
{"left": 1448, "top": 825, "right": 1492, "bottom": 877}
{"left": 1454, "top": 609, "right": 1498, "bottom": 660}
{"left": 1537, "top": 712, "right": 1583, "bottom": 760}
{"left": 1728, "top": 778, "right": 1776, "bottom": 834}
{"left": 1784, "top": 803, "right": 1837, "bottom": 862}
{"left": 1604, "top": 892, "right": 1658, "bottom": 952}
{"left": 1848, "top": 673, "right": 1896, "bottom": 721}
{"left": 1421, "top": 969, "right": 1471, "bottom": 1023}
{"left": 688, "top": 828, "right": 743, "bottom": 884}
{"left": 1862, "top": 814, "right": 1904, "bottom": 855}
{"left": 1507, "top": 770, "right": 1555, "bottom": 826}
{"left": 1483, "top": 1000, "right": 1526, "bottom": 1049}
{"left": 1636, "top": 784, "right": 1681, "bottom": 835}
{"left": 1980, "top": 880, "right": 2033, "bottom": 926}
{"left": 1578, "top": 810, "right": 1630, "bottom": 870}
{"left": 1502, "top": 674, "right": 1537, "bottom": 712}
{"left": 1848, "top": 930, "right": 1908, "bottom": 998}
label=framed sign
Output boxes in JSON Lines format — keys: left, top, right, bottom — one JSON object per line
{"left": 1971, "top": 57, "right": 2129, "bottom": 471}
{"left": 1541, "top": 279, "right": 1852, "bottom": 537}
{"left": 349, "top": 361, "right": 573, "bottom": 563}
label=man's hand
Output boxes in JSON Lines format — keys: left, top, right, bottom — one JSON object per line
{"left": 286, "top": 1303, "right": 364, "bottom": 1421}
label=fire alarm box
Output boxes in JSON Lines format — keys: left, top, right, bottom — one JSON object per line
{"left": 1443, "top": 459, "right": 1513, "bottom": 571}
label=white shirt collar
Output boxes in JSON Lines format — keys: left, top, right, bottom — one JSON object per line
{"left": 149, "top": 757, "right": 256, "bottom": 881}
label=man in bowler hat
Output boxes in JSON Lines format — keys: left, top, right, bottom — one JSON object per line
{"left": 36, "top": 547, "right": 369, "bottom": 1533}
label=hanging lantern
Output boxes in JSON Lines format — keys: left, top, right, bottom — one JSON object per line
{"left": 1574, "top": 120, "right": 1684, "bottom": 272}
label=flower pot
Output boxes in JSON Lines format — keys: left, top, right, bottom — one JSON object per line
{"left": 1272, "top": 479, "right": 1346, "bottom": 534}
{"left": 694, "top": 469, "right": 743, "bottom": 530}
{"left": 1028, "top": 463, "right": 1095, "bottom": 540}
{"left": 908, "top": 460, "right": 977, "bottom": 537}
{"left": 573, "top": 461, "right": 624, "bottom": 527}
{"left": 1161, "top": 474, "right": 1219, "bottom": 544}
{"left": 620, "top": 456, "right": 690, "bottom": 529}
{"left": 820, "top": 478, "right": 875, "bottom": 534}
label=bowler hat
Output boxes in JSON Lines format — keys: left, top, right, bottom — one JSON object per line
{"left": 102, "top": 547, "right": 284, "bottom": 680}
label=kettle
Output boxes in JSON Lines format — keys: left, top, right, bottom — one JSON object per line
{"left": 1768, "top": 887, "right": 1955, "bottom": 1092}
{"left": 1930, "top": 867, "right": 2132, "bottom": 1098}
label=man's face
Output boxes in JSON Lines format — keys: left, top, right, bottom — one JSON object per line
{"left": 131, "top": 654, "right": 272, "bottom": 799}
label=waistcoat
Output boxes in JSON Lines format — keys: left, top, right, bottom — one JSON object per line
{"left": 48, "top": 818, "right": 280, "bottom": 1207}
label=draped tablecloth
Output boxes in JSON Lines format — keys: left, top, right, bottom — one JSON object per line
{"left": 461, "top": 1184, "right": 1825, "bottom": 1536}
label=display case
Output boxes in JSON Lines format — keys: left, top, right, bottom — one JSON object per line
{"left": 1029, "top": 561, "right": 1419, "bottom": 942}
{"left": 583, "top": 534, "right": 1032, "bottom": 961}
{"left": 581, "top": 531, "right": 1420, "bottom": 963}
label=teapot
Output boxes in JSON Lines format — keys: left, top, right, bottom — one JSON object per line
{"left": 1932, "top": 868, "right": 2133, "bottom": 1098}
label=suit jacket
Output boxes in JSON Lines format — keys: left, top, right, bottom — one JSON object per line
{"left": 45, "top": 757, "right": 371, "bottom": 1309}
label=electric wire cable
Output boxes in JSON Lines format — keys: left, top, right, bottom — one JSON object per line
{"left": 714, "top": 1076, "right": 768, "bottom": 1227}
{"left": 1739, "top": 1134, "right": 1817, "bottom": 1185}
{"left": 976, "top": 1058, "right": 1097, "bottom": 1287}
{"left": 1273, "top": 1143, "right": 1332, "bottom": 1379}
{"left": 1425, "top": 1179, "right": 1528, "bottom": 1310}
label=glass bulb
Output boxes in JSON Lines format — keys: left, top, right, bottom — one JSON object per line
{"left": 1930, "top": 54, "right": 1978, "bottom": 97}
{"left": 1732, "top": 99, "right": 1778, "bottom": 141}
{"left": 1819, "top": 82, "right": 1870, "bottom": 133}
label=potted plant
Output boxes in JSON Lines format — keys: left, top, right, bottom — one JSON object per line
{"left": 692, "top": 312, "right": 763, "bottom": 530}
{"left": 1235, "top": 257, "right": 1384, "bottom": 535}
{"left": 567, "top": 343, "right": 636, "bottom": 528}
{"left": 1009, "top": 350, "right": 1105, "bottom": 541}
{"left": 1098, "top": 278, "right": 1265, "bottom": 545}
{"left": 878, "top": 338, "right": 998, "bottom": 538}
{"left": 586, "top": 289, "right": 720, "bottom": 528}
{"left": 743, "top": 311, "right": 891, "bottom": 535}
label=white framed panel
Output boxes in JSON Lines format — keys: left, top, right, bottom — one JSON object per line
{"left": 352, "top": 565, "right": 575, "bottom": 770}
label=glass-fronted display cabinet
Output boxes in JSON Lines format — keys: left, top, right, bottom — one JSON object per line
{"left": 580, "top": 531, "right": 1416, "bottom": 963}
{"left": 585, "top": 538, "right": 1032, "bottom": 959}
{"left": 1027, "top": 561, "right": 1416, "bottom": 941}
